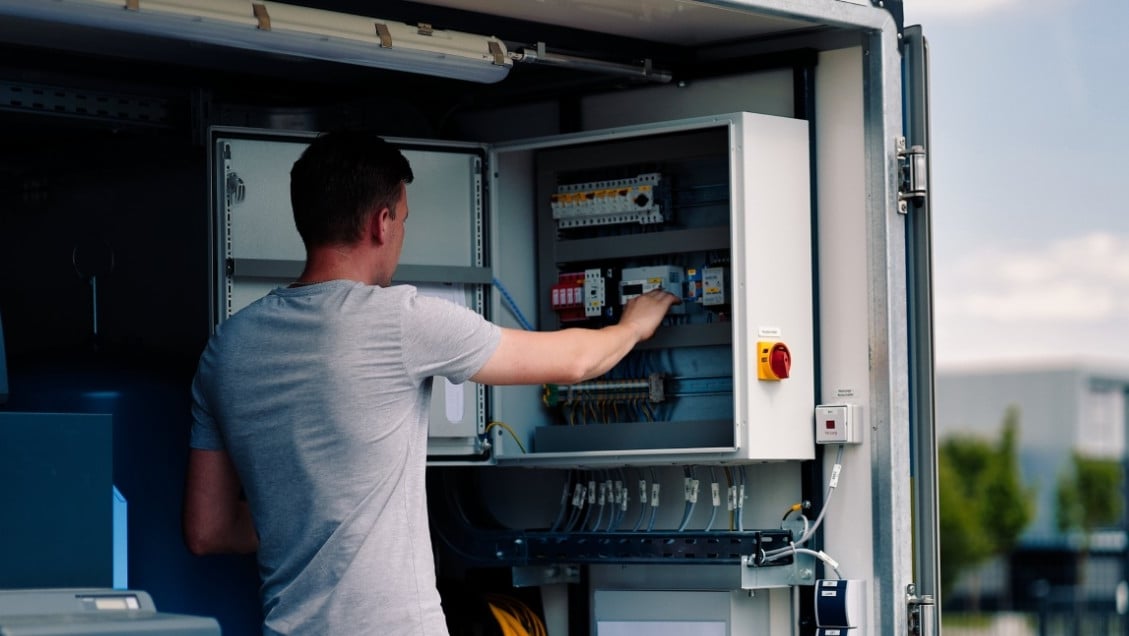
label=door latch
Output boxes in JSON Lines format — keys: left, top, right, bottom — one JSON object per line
{"left": 906, "top": 583, "right": 935, "bottom": 636}
{"left": 225, "top": 171, "right": 246, "bottom": 206}
{"left": 896, "top": 136, "right": 927, "bottom": 214}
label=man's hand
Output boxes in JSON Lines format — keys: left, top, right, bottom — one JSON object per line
{"left": 619, "top": 289, "right": 681, "bottom": 341}
{"left": 471, "top": 289, "right": 681, "bottom": 387}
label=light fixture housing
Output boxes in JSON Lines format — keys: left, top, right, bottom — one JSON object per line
{"left": 0, "top": 0, "right": 513, "bottom": 83}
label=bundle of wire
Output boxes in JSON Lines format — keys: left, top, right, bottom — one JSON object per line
{"left": 760, "top": 444, "right": 846, "bottom": 578}
{"left": 486, "top": 594, "right": 547, "bottom": 636}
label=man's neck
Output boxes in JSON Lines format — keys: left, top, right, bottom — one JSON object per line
{"left": 297, "top": 243, "right": 390, "bottom": 287}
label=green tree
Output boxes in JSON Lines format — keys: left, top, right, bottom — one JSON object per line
{"left": 981, "top": 408, "right": 1034, "bottom": 555}
{"left": 938, "top": 450, "right": 993, "bottom": 597}
{"left": 1055, "top": 452, "right": 1123, "bottom": 539}
{"left": 938, "top": 406, "right": 1035, "bottom": 602}
{"left": 1055, "top": 451, "right": 1123, "bottom": 598}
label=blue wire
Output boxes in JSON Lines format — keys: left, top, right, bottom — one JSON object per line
{"left": 492, "top": 277, "right": 535, "bottom": 331}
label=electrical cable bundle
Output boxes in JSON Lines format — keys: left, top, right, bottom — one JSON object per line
{"left": 485, "top": 594, "right": 546, "bottom": 636}
{"left": 704, "top": 466, "right": 720, "bottom": 531}
{"left": 676, "top": 466, "right": 698, "bottom": 532}
{"left": 761, "top": 444, "right": 846, "bottom": 578}
{"left": 646, "top": 467, "right": 660, "bottom": 531}
{"left": 722, "top": 465, "right": 746, "bottom": 531}
{"left": 485, "top": 421, "right": 527, "bottom": 454}
{"left": 562, "top": 473, "right": 588, "bottom": 532}
{"left": 607, "top": 468, "right": 628, "bottom": 531}
{"left": 492, "top": 277, "right": 535, "bottom": 331}
{"left": 631, "top": 469, "right": 649, "bottom": 532}
{"left": 589, "top": 470, "right": 609, "bottom": 532}
{"left": 548, "top": 473, "right": 573, "bottom": 533}
{"left": 736, "top": 465, "right": 747, "bottom": 532}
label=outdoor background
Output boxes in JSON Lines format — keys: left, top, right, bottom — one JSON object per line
{"left": 905, "top": 0, "right": 1128, "bottom": 368}
{"left": 904, "top": 1, "right": 1129, "bottom": 633}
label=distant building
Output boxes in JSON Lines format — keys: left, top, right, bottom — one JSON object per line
{"left": 936, "top": 361, "right": 1129, "bottom": 612}
{"left": 936, "top": 360, "right": 1129, "bottom": 544}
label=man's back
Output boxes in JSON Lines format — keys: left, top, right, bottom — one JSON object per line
{"left": 190, "top": 280, "right": 500, "bottom": 635}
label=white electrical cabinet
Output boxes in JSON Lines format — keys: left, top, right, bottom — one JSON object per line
{"left": 211, "top": 111, "right": 813, "bottom": 467}
{"left": 488, "top": 112, "right": 814, "bottom": 466}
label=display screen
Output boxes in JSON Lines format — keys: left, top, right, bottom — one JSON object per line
{"left": 81, "top": 595, "right": 140, "bottom": 611}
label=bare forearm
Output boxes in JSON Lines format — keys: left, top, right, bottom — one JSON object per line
{"left": 183, "top": 449, "right": 259, "bottom": 555}
{"left": 559, "top": 323, "right": 644, "bottom": 382}
{"left": 184, "top": 500, "right": 258, "bottom": 555}
{"left": 472, "top": 291, "right": 677, "bottom": 387}
{"left": 221, "top": 501, "right": 259, "bottom": 554}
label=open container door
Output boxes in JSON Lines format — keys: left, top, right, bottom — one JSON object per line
{"left": 903, "top": 23, "right": 942, "bottom": 636}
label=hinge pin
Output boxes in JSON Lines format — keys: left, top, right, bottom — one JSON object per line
{"left": 896, "top": 136, "right": 928, "bottom": 214}
{"left": 906, "top": 583, "right": 936, "bottom": 636}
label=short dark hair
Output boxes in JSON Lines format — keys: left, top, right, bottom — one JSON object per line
{"left": 290, "top": 131, "right": 414, "bottom": 247}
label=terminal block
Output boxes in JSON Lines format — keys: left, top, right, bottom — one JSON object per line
{"left": 550, "top": 173, "right": 666, "bottom": 229}
{"left": 542, "top": 373, "right": 666, "bottom": 408}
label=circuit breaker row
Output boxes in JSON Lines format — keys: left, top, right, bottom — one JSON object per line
{"left": 549, "top": 264, "right": 730, "bottom": 323}
{"left": 549, "top": 172, "right": 665, "bottom": 228}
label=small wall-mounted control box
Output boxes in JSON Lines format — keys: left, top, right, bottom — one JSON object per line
{"left": 814, "top": 404, "right": 863, "bottom": 445}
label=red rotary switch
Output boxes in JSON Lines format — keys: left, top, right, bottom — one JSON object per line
{"left": 769, "top": 343, "right": 791, "bottom": 379}
{"left": 757, "top": 341, "right": 792, "bottom": 381}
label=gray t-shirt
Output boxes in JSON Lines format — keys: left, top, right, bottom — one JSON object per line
{"left": 190, "top": 280, "right": 501, "bottom": 635}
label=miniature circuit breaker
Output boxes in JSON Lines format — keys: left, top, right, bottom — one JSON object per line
{"left": 618, "top": 265, "right": 686, "bottom": 314}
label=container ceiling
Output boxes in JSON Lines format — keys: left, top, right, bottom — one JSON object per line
{"left": 407, "top": 0, "right": 817, "bottom": 47}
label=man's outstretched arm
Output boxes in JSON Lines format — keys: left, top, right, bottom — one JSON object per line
{"left": 472, "top": 289, "right": 678, "bottom": 386}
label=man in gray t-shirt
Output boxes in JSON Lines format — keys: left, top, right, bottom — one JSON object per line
{"left": 183, "top": 132, "right": 677, "bottom": 635}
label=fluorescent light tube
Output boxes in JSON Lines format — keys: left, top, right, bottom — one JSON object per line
{"left": 0, "top": 0, "right": 513, "bottom": 83}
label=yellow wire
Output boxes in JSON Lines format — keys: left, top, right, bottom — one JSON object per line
{"left": 488, "top": 603, "right": 526, "bottom": 636}
{"left": 485, "top": 421, "right": 527, "bottom": 454}
{"left": 487, "top": 595, "right": 547, "bottom": 636}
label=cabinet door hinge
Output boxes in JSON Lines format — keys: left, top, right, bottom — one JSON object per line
{"left": 896, "top": 136, "right": 927, "bottom": 215}
{"left": 906, "top": 583, "right": 936, "bottom": 636}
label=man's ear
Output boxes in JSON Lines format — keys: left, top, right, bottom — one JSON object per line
{"left": 368, "top": 206, "right": 392, "bottom": 245}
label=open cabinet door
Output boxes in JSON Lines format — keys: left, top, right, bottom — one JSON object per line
{"left": 208, "top": 128, "right": 494, "bottom": 461}
{"left": 903, "top": 24, "right": 942, "bottom": 636}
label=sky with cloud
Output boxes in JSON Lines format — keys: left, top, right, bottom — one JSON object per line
{"left": 902, "top": 0, "right": 1129, "bottom": 369}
